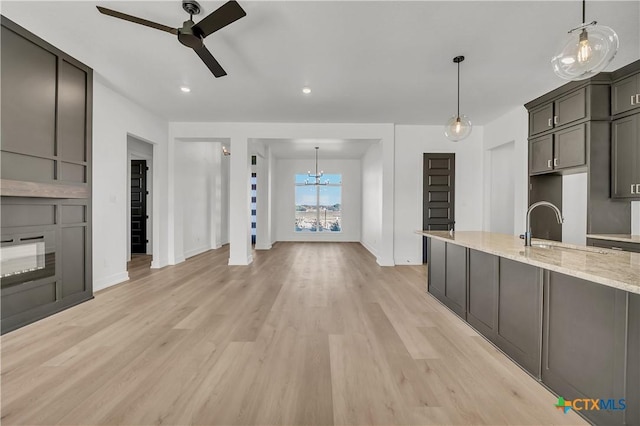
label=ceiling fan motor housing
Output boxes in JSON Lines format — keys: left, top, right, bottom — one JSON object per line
{"left": 178, "top": 21, "right": 204, "bottom": 48}
{"left": 182, "top": 0, "right": 201, "bottom": 16}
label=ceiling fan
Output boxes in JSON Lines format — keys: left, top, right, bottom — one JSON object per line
{"left": 96, "top": 0, "right": 246, "bottom": 78}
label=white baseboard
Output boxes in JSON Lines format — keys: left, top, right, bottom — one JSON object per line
{"left": 93, "top": 271, "right": 129, "bottom": 292}
{"left": 228, "top": 254, "right": 253, "bottom": 265}
{"left": 377, "top": 256, "right": 396, "bottom": 267}
{"left": 184, "top": 246, "right": 211, "bottom": 259}
{"left": 254, "top": 243, "right": 272, "bottom": 250}
{"left": 359, "top": 240, "right": 378, "bottom": 258}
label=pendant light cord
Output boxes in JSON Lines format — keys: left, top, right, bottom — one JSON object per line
{"left": 457, "top": 60, "right": 460, "bottom": 119}
{"left": 582, "top": 0, "right": 585, "bottom": 23}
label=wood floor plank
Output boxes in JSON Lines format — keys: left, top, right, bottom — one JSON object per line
{"left": 0, "top": 242, "right": 586, "bottom": 425}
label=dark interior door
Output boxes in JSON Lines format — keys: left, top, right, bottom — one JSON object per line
{"left": 131, "top": 160, "right": 147, "bottom": 254}
{"left": 423, "top": 153, "right": 455, "bottom": 263}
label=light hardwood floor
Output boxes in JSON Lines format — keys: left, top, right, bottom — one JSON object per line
{"left": 1, "top": 242, "right": 585, "bottom": 425}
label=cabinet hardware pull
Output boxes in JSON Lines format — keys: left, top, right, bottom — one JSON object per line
{"left": 547, "top": 159, "right": 552, "bottom": 168}
{"left": 636, "top": 94, "right": 640, "bottom": 104}
{"left": 637, "top": 184, "right": 640, "bottom": 194}
{"left": 553, "top": 158, "right": 558, "bottom": 167}
{"left": 632, "top": 184, "right": 636, "bottom": 195}
{"left": 554, "top": 115, "right": 558, "bottom": 125}
{"left": 19, "top": 235, "right": 44, "bottom": 241}
{"left": 632, "top": 95, "right": 636, "bottom": 106}
{"left": 548, "top": 118, "right": 552, "bottom": 127}
{"left": 611, "top": 247, "right": 623, "bottom": 251}
{"left": 1, "top": 239, "right": 14, "bottom": 244}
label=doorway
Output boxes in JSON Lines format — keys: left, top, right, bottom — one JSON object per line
{"left": 422, "top": 153, "right": 456, "bottom": 263}
{"left": 131, "top": 159, "right": 148, "bottom": 254}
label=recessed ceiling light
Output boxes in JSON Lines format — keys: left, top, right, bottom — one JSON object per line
{"left": 180, "top": 86, "right": 191, "bottom": 93}
{"left": 302, "top": 86, "right": 312, "bottom": 95}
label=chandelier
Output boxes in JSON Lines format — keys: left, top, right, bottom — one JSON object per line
{"left": 305, "top": 147, "right": 329, "bottom": 185}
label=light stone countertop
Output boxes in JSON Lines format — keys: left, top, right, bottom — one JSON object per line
{"left": 586, "top": 234, "right": 640, "bottom": 244}
{"left": 417, "top": 230, "right": 640, "bottom": 295}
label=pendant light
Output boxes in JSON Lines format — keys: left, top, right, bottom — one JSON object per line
{"left": 444, "top": 56, "right": 472, "bottom": 142}
{"left": 551, "top": 0, "right": 619, "bottom": 81}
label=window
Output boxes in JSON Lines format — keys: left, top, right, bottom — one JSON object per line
{"left": 295, "top": 174, "right": 342, "bottom": 232}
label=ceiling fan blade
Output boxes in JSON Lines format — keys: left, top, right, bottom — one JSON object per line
{"left": 192, "top": 1, "right": 246, "bottom": 39}
{"left": 194, "top": 46, "right": 227, "bottom": 78}
{"left": 96, "top": 6, "right": 178, "bottom": 35}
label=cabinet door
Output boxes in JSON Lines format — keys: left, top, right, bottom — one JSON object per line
{"left": 543, "top": 272, "right": 627, "bottom": 426}
{"left": 529, "top": 103, "right": 554, "bottom": 136}
{"left": 467, "top": 250, "right": 498, "bottom": 341}
{"left": 554, "top": 124, "right": 586, "bottom": 169}
{"left": 445, "top": 243, "right": 466, "bottom": 318}
{"left": 495, "top": 258, "right": 542, "bottom": 377}
{"left": 612, "top": 114, "right": 639, "bottom": 199}
{"left": 427, "top": 238, "right": 446, "bottom": 297}
{"left": 529, "top": 135, "right": 554, "bottom": 174}
{"left": 612, "top": 74, "right": 639, "bottom": 116}
{"left": 554, "top": 88, "right": 586, "bottom": 127}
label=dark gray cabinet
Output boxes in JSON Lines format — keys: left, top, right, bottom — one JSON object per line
{"left": 466, "top": 250, "right": 498, "bottom": 342}
{"left": 495, "top": 259, "right": 542, "bottom": 378}
{"left": 543, "top": 272, "right": 627, "bottom": 426}
{"left": 0, "top": 16, "right": 92, "bottom": 334}
{"left": 426, "top": 238, "right": 466, "bottom": 319}
{"left": 530, "top": 135, "right": 554, "bottom": 174}
{"left": 612, "top": 73, "right": 640, "bottom": 116}
{"left": 612, "top": 113, "right": 640, "bottom": 199}
{"left": 528, "top": 88, "right": 588, "bottom": 137}
{"left": 529, "top": 125, "right": 586, "bottom": 175}
{"left": 587, "top": 237, "right": 640, "bottom": 253}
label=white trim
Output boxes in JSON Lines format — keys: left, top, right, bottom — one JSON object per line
{"left": 359, "top": 240, "right": 378, "bottom": 258}
{"left": 184, "top": 246, "right": 211, "bottom": 259}
{"left": 228, "top": 254, "right": 253, "bottom": 265}
{"left": 93, "top": 271, "right": 129, "bottom": 292}
{"left": 377, "top": 256, "right": 396, "bottom": 267}
{"left": 254, "top": 243, "right": 272, "bottom": 250}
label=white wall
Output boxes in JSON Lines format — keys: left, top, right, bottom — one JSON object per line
{"left": 482, "top": 106, "right": 529, "bottom": 236}
{"left": 361, "top": 142, "right": 382, "bottom": 257}
{"left": 220, "top": 153, "right": 230, "bottom": 245}
{"left": 487, "top": 142, "right": 515, "bottom": 235}
{"left": 274, "top": 158, "right": 362, "bottom": 242}
{"left": 177, "top": 141, "right": 216, "bottom": 259}
{"left": 562, "top": 173, "right": 588, "bottom": 245}
{"left": 93, "top": 78, "right": 168, "bottom": 291}
{"left": 394, "top": 125, "right": 484, "bottom": 265}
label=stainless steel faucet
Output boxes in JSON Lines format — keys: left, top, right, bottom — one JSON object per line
{"left": 521, "top": 201, "right": 564, "bottom": 246}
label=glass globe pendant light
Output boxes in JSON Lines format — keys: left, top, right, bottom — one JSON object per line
{"left": 551, "top": 0, "right": 619, "bottom": 81}
{"left": 444, "top": 56, "right": 472, "bottom": 142}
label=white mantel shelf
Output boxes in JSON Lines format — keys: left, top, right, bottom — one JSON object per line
{"left": 418, "top": 230, "right": 640, "bottom": 295}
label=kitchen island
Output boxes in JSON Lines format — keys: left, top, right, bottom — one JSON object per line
{"left": 418, "top": 231, "right": 639, "bottom": 426}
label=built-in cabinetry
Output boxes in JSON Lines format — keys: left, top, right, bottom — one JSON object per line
{"left": 611, "top": 61, "right": 640, "bottom": 200}
{"left": 542, "top": 272, "right": 627, "bottom": 426}
{"left": 612, "top": 71, "right": 640, "bottom": 116}
{"left": 525, "top": 73, "right": 630, "bottom": 241}
{"left": 586, "top": 237, "right": 640, "bottom": 253}
{"left": 0, "top": 16, "right": 93, "bottom": 334}
{"left": 425, "top": 235, "right": 639, "bottom": 426}
{"left": 427, "top": 241, "right": 542, "bottom": 378}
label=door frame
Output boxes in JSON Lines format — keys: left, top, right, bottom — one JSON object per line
{"left": 422, "top": 152, "right": 456, "bottom": 263}
{"left": 126, "top": 136, "right": 154, "bottom": 262}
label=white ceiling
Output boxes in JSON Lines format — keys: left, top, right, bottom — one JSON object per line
{"left": 2, "top": 1, "right": 639, "bottom": 127}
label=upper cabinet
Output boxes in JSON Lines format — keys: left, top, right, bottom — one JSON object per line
{"left": 525, "top": 69, "right": 632, "bottom": 237}
{"left": 0, "top": 16, "right": 92, "bottom": 197}
{"left": 529, "top": 88, "right": 588, "bottom": 137}
{"left": 612, "top": 73, "right": 640, "bottom": 116}
{"left": 611, "top": 61, "right": 640, "bottom": 200}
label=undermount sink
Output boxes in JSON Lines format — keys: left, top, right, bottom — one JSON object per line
{"left": 530, "top": 242, "right": 610, "bottom": 255}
